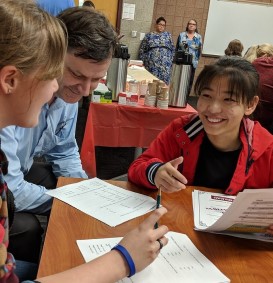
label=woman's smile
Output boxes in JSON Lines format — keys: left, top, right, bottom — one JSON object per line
{"left": 206, "top": 116, "right": 226, "bottom": 123}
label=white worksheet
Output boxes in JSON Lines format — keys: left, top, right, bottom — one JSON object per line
{"left": 192, "top": 189, "right": 273, "bottom": 242}
{"left": 77, "top": 232, "right": 230, "bottom": 283}
{"left": 46, "top": 178, "right": 156, "bottom": 226}
{"left": 193, "top": 190, "right": 236, "bottom": 229}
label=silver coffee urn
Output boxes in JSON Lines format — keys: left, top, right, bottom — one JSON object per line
{"left": 168, "top": 48, "right": 192, "bottom": 107}
{"left": 106, "top": 43, "right": 130, "bottom": 101}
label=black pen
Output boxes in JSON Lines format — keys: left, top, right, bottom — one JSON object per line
{"left": 154, "top": 186, "right": 161, "bottom": 229}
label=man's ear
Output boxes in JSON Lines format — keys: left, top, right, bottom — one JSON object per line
{"left": 0, "top": 65, "right": 20, "bottom": 95}
{"left": 245, "top": 96, "right": 259, "bottom": 116}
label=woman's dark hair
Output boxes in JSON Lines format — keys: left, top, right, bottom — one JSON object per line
{"left": 194, "top": 56, "right": 259, "bottom": 105}
{"left": 156, "top": 16, "right": 166, "bottom": 25}
{"left": 225, "top": 39, "right": 244, "bottom": 56}
{"left": 186, "top": 19, "right": 198, "bottom": 33}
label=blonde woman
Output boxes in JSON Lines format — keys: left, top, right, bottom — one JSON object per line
{"left": 251, "top": 43, "right": 273, "bottom": 133}
{"left": 0, "top": 1, "right": 168, "bottom": 282}
{"left": 0, "top": 0, "right": 66, "bottom": 281}
{"left": 244, "top": 43, "right": 273, "bottom": 63}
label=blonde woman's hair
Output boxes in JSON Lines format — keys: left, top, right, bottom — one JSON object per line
{"left": 244, "top": 43, "right": 273, "bottom": 63}
{"left": 243, "top": 45, "right": 258, "bottom": 63}
{"left": 256, "top": 43, "right": 273, "bottom": 58}
{"left": 0, "top": 0, "right": 67, "bottom": 80}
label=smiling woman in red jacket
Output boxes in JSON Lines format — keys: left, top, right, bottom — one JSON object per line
{"left": 128, "top": 56, "right": 273, "bottom": 236}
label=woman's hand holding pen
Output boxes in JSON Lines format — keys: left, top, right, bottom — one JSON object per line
{"left": 154, "top": 157, "right": 187, "bottom": 193}
{"left": 118, "top": 207, "right": 168, "bottom": 273}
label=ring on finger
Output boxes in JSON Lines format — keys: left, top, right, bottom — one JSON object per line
{"left": 156, "top": 238, "right": 163, "bottom": 250}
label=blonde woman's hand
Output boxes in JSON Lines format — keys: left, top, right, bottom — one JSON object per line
{"left": 119, "top": 207, "right": 168, "bottom": 273}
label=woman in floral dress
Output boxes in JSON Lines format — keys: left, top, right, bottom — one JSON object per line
{"left": 139, "top": 17, "right": 175, "bottom": 85}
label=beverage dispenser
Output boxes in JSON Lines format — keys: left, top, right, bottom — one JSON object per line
{"left": 168, "top": 47, "right": 192, "bottom": 107}
{"left": 106, "top": 43, "right": 130, "bottom": 101}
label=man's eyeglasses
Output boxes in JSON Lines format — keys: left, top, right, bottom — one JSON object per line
{"left": 157, "top": 23, "right": 166, "bottom": 27}
{"left": 0, "top": 148, "right": 8, "bottom": 176}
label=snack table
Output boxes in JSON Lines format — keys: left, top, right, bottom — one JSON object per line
{"left": 80, "top": 98, "right": 196, "bottom": 177}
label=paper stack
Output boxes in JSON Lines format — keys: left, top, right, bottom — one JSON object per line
{"left": 192, "top": 189, "right": 273, "bottom": 242}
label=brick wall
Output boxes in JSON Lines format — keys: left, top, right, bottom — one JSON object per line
{"left": 153, "top": 0, "right": 218, "bottom": 94}
{"left": 119, "top": 0, "right": 218, "bottom": 94}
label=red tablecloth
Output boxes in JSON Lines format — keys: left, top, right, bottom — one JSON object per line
{"left": 80, "top": 98, "right": 197, "bottom": 177}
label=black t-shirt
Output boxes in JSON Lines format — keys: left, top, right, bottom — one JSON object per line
{"left": 193, "top": 135, "right": 241, "bottom": 189}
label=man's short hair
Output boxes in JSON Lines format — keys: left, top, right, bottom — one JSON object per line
{"left": 58, "top": 7, "right": 117, "bottom": 62}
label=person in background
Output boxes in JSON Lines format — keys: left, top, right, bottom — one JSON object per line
{"left": 251, "top": 44, "right": 273, "bottom": 133}
{"left": 243, "top": 45, "right": 258, "bottom": 63}
{"left": 243, "top": 43, "right": 273, "bottom": 63}
{"left": 176, "top": 19, "right": 202, "bottom": 95}
{"left": 139, "top": 16, "right": 175, "bottom": 85}
{"left": 0, "top": 6, "right": 116, "bottom": 270}
{"left": 224, "top": 39, "right": 244, "bottom": 56}
{"left": 0, "top": 1, "right": 169, "bottom": 282}
{"left": 36, "top": 0, "right": 75, "bottom": 16}
{"left": 128, "top": 56, "right": 273, "bottom": 235}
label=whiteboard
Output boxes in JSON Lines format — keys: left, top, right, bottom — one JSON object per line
{"left": 203, "top": 0, "right": 273, "bottom": 56}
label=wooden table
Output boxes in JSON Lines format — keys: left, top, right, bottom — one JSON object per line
{"left": 38, "top": 177, "right": 273, "bottom": 282}
{"left": 80, "top": 99, "right": 196, "bottom": 177}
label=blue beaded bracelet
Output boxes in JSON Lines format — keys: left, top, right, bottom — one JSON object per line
{"left": 111, "top": 244, "right": 136, "bottom": 277}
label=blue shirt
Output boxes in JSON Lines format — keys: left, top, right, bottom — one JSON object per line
{"left": 0, "top": 98, "right": 87, "bottom": 212}
{"left": 176, "top": 32, "right": 202, "bottom": 69}
{"left": 36, "top": 0, "right": 75, "bottom": 16}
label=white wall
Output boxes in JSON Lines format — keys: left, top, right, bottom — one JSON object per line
{"left": 203, "top": 0, "right": 273, "bottom": 56}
